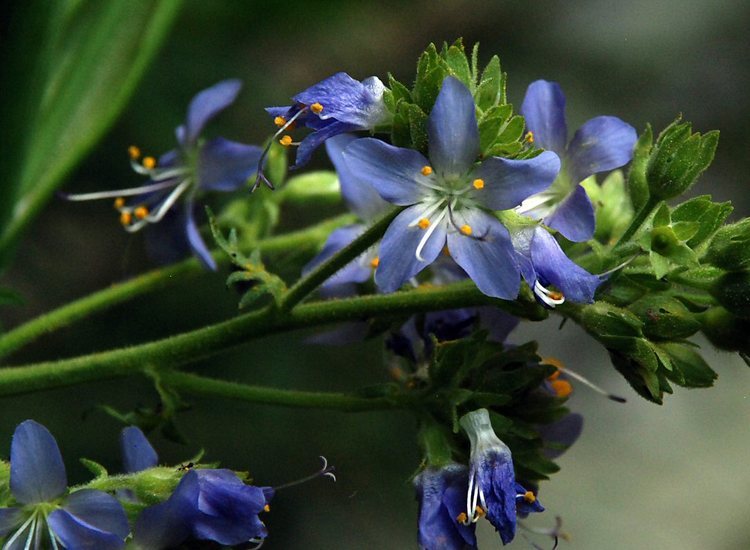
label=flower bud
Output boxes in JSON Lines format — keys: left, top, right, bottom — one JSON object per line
{"left": 629, "top": 294, "right": 700, "bottom": 340}
{"left": 699, "top": 307, "right": 750, "bottom": 354}
{"left": 704, "top": 218, "right": 750, "bottom": 271}
{"left": 709, "top": 271, "right": 750, "bottom": 320}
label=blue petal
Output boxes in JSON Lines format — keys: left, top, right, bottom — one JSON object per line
{"left": 520, "top": 80, "right": 568, "bottom": 155}
{"left": 184, "top": 205, "right": 217, "bottom": 270}
{"left": 293, "top": 120, "right": 360, "bottom": 168}
{"left": 342, "top": 138, "right": 429, "bottom": 205}
{"left": 539, "top": 413, "right": 584, "bottom": 459}
{"left": 476, "top": 307, "right": 519, "bottom": 343}
{"left": 293, "top": 72, "right": 385, "bottom": 128}
{"left": 133, "top": 471, "right": 199, "bottom": 550}
{"left": 61, "top": 490, "right": 129, "bottom": 539}
{"left": 531, "top": 228, "right": 601, "bottom": 302}
{"left": 544, "top": 184, "right": 596, "bottom": 242}
{"left": 428, "top": 77, "right": 480, "bottom": 178}
{"left": 183, "top": 79, "right": 242, "bottom": 147}
{"left": 447, "top": 210, "right": 520, "bottom": 300}
{"left": 157, "top": 148, "right": 181, "bottom": 169}
{"left": 120, "top": 426, "right": 158, "bottom": 473}
{"left": 0, "top": 508, "right": 24, "bottom": 537}
{"left": 472, "top": 151, "right": 560, "bottom": 211}
{"left": 476, "top": 450, "right": 517, "bottom": 544}
{"left": 47, "top": 510, "right": 125, "bottom": 550}
{"left": 303, "top": 225, "right": 374, "bottom": 294}
{"left": 375, "top": 205, "right": 447, "bottom": 292}
{"left": 514, "top": 483, "right": 545, "bottom": 517}
{"left": 198, "top": 137, "right": 262, "bottom": 192}
{"left": 326, "top": 134, "right": 390, "bottom": 221}
{"left": 10, "top": 420, "right": 67, "bottom": 504}
{"left": 566, "top": 115, "right": 637, "bottom": 185}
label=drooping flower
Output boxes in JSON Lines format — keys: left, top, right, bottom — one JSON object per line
{"left": 511, "top": 225, "right": 602, "bottom": 307}
{"left": 0, "top": 420, "right": 129, "bottom": 550}
{"left": 518, "top": 79, "right": 637, "bottom": 242}
{"left": 62, "top": 79, "right": 262, "bottom": 270}
{"left": 262, "top": 72, "right": 390, "bottom": 178}
{"left": 459, "top": 409, "right": 543, "bottom": 544}
{"left": 342, "top": 76, "right": 560, "bottom": 299}
{"left": 414, "top": 464, "right": 477, "bottom": 550}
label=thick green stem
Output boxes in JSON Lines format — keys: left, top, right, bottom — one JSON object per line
{"left": 0, "top": 214, "right": 355, "bottom": 360}
{"left": 278, "top": 208, "right": 400, "bottom": 311}
{"left": 162, "top": 371, "right": 410, "bottom": 411}
{"left": 0, "top": 281, "right": 546, "bottom": 397}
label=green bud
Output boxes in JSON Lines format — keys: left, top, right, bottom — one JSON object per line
{"left": 705, "top": 218, "right": 750, "bottom": 271}
{"left": 646, "top": 118, "right": 719, "bottom": 201}
{"left": 627, "top": 125, "right": 653, "bottom": 213}
{"left": 710, "top": 271, "right": 750, "bottom": 319}
{"left": 658, "top": 342, "right": 717, "bottom": 388}
{"left": 581, "top": 302, "right": 644, "bottom": 340}
{"left": 699, "top": 307, "right": 750, "bottom": 354}
{"left": 608, "top": 341, "right": 664, "bottom": 403}
{"left": 629, "top": 294, "right": 700, "bottom": 340}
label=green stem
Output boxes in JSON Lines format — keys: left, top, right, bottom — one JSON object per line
{"left": 278, "top": 208, "right": 400, "bottom": 311}
{"left": 161, "top": 370, "right": 411, "bottom": 411}
{"left": 0, "top": 280, "right": 546, "bottom": 397}
{"left": 0, "top": 214, "right": 354, "bottom": 361}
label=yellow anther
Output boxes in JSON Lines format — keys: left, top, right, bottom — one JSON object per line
{"left": 550, "top": 379, "right": 573, "bottom": 398}
{"left": 525, "top": 130, "right": 535, "bottom": 144}
{"left": 370, "top": 257, "right": 380, "bottom": 269}
{"left": 128, "top": 145, "right": 141, "bottom": 160}
{"left": 263, "top": 504, "right": 271, "bottom": 513}
{"left": 120, "top": 211, "right": 132, "bottom": 226}
{"left": 134, "top": 206, "right": 149, "bottom": 220}
{"left": 273, "top": 116, "right": 287, "bottom": 127}
{"left": 472, "top": 178, "right": 485, "bottom": 190}
{"left": 523, "top": 491, "right": 536, "bottom": 503}
{"left": 474, "top": 506, "right": 486, "bottom": 519}
{"left": 418, "top": 218, "right": 431, "bottom": 230}
{"left": 279, "top": 135, "right": 293, "bottom": 147}
{"left": 310, "top": 102, "right": 324, "bottom": 114}
{"left": 420, "top": 165, "right": 433, "bottom": 176}
{"left": 142, "top": 156, "right": 156, "bottom": 170}
{"left": 113, "top": 197, "right": 125, "bottom": 209}
{"left": 456, "top": 512, "right": 468, "bottom": 524}
{"left": 549, "top": 290, "right": 564, "bottom": 301}
{"left": 460, "top": 224, "right": 472, "bottom": 236}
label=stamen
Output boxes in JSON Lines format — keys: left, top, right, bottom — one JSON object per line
{"left": 525, "top": 131, "right": 534, "bottom": 144}
{"left": 273, "top": 456, "right": 336, "bottom": 491}
{"left": 418, "top": 218, "right": 430, "bottom": 230}
{"left": 408, "top": 199, "right": 445, "bottom": 228}
{"left": 142, "top": 156, "right": 156, "bottom": 170}
{"left": 128, "top": 145, "right": 141, "bottom": 160}
{"left": 134, "top": 206, "right": 149, "bottom": 220}
{"left": 253, "top": 105, "right": 312, "bottom": 191}
{"left": 421, "top": 165, "right": 433, "bottom": 176}
{"left": 460, "top": 224, "right": 472, "bottom": 236}
{"left": 523, "top": 490, "right": 536, "bottom": 503}
{"left": 415, "top": 208, "right": 447, "bottom": 261}
{"left": 113, "top": 197, "right": 125, "bottom": 209}
{"left": 60, "top": 179, "right": 182, "bottom": 201}
{"left": 120, "top": 211, "right": 132, "bottom": 226}
{"left": 533, "top": 280, "right": 566, "bottom": 308}
{"left": 550, "top": 379, "right": 573, "bottom": 398}
{"left": 541, "top": 357, "right": 627, "bottom": 403}
{"left": 472, "top": 178, "right": 484, "bottom": 189}
{"left": 370, "top": 257, "right": 380, "bottom": 268}
{"left": 279, "top": 135, "right": 293, "bottom": 147}
{"left": 263, "top": 504, "right": 271, "bottom": 512}
{"left": 273, "top": 116, "right": 286, "bottom": 127}
{"left": 474, "top": 505, "right": 486, "bottom": 519}
{"left": 456, "top": 512, "right": 468, "bottom": 524}
{"left": 310, "top": 102, "right": 324, "bottom": 114}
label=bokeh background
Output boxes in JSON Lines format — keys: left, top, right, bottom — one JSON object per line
{"left": 2, "top": 1, "right": 749, "bottom": 548}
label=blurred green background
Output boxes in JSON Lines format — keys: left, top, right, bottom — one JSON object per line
{"left": 1, "top": 1, "right": 749, "bottom": 548}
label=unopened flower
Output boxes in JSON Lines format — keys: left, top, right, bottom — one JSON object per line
{"left": 62, "top": 79, "right": 262, "bottom": 270}
{"left": 342, "top": 76, "right": 560, "bottom": 298}
{"left": 0, "top": 420, "right": 128, "bottom": 550}
{"left": 518, "top": 80, "right": 637, "bottom": 242}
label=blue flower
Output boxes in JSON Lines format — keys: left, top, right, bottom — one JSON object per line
{"left": 459, "top": 409, "right": 543, "bottom": 545}
{"left": 414, "top": 464, "right": 477, "bottom": 550}
{"left": 511, "top": 225, "right": 602, "bottom": 307}
{"left": 342, "top": 76, "right": 560, "bottom": 299}
{"left": 518, "top": 80, "right": 637, "bottom": 242}
{"left": 0, "top": 420, "right": 129, "bottom": 550}
{"left": 264, "top": 72, "right": 390, "bottom": 173}
{"left": 63, "top": 79, "right": 262, "bottom": 270}
{"left": 120, "top": 426, "right": 158, "bottom": 474}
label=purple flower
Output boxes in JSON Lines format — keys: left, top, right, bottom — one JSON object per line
{"left": 62, "top": 79, "right": 262, "bottom": 270}
{"left": 414, "top": 465, "right": 477, "bottom": 550}
{"left": 459, "top": 409, "right": 543, "bottom": 545}
{"left": 266, "top": 72, "right": 390, "bottom": 171}
{"left": 0, "top": 420, "right": 128, "bottom": 550}
{"left": 342, "top": 77, "right": 560, "bottom": 299}
{"left": 511, "top": 225, "right": 602, "bottom": 307}
{"left": 518, "top": 80, "right": 637, "bottom": 242}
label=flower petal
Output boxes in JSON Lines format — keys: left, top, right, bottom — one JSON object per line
{"left": 10, "top": 420, "right": 66, "bottom": 504}
{"left": 477, "top": 307, "right": 520, "bottom": 342}
{"left": 303, "top": 225, "right": 374, "bottom": 294}
{"left": 0, "top": 508, "right": 24, "bottom": 537}
{"left": 566, "top": 115, "right": 637, "bottom": 184}
{"left": 342, "top": 138, "right": 429, "bottom": 205}
{"left": 198, "top": 137, "right": 262, "bottom": 192}
{"left": 184, "top": 205, "right": 217, "bottom": 270}
{"left": 120, "top": 426, "right": 158, "bottom": 473}
{"left": 326, "top": 134, "right": 390, "bottom": 221}
{"left": 183, "top": 79, "right": 242, "bottom": 146}
{"left": 531, "top": 228, "right": 601, "bottom": 302}
{"left": 472, "top": 151, "right": 560, "bottom": 211}
{"left": 61, "top": 489, "right": 129, "bottom": 539}
{"left": 428, "top": 76, "right": 480, "bottom": 178}
{"left": 539, "top": 413, "right": 584, "bottom": 459}
{"left": 520, "top": 80, "right": 568, "bottom": 155}
{"left": 293, "top": 72, "right": 386, "bottom": 127}
{"left": 544, "top": 183, "right": 596, "bottom": 242}
{"left": 47, "top": 509, "right": 125, "bottom": 550}
{"left": 447, "top": 210, "right": 520, "bottom": 300}
{"left": 375, "top": 205, "right": 446, "bottom": 292}
{"left": 293, "top": 120, "right": 360, "bottom": 168}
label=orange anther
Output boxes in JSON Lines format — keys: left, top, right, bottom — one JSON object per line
{"left": 273, "top": 116, "right": 286, "bottom": 127}
{"left": 128, "top": 145, "right": 141, "bottom": 160}
{"left": 142, "top": 156, "right": 156, "bottom": 170}
{"left": 418, "top": 218, "right": 430, "bottom": 230}
{"left": 279, "top": 135, "right": 293, "bottom": 147}
{"left": 472, "top": 178, "right": 485, "bottom": 190}
{"left": 370, "top": 257, "right": 380, "bottom": 268}
{"left": 310, "top": 102, "right": 324, "bottom": 114}
{"left": 120, "top": 211, "right": 132, "bottom": 225}
{"left": 421, "top": 165, "right": 433, "bottom": 176}
{"left": 134, "top": 206, "right": 149, "bottom": 220}
{"left": 550, "top": 379, "right": 573, "bottom": 398}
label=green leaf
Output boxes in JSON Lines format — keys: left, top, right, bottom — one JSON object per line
{"left": 671, "top": 195, "right": 732, "bottom": 249}
{"left": 388, "top": 73, "right": 412, "bottom": 104}
{"left": 443, "top": 39, "right": 472, "bottom": 89}
{"left": 0, "top": 0, "right": 183, "bottom": 263}
{"left": 413, "top": 43, "right": 449, "bottom": 112}
{"left": 475, "top": 55, "right": 505, "bottom": 112}
{"left": 79, "top": 458, "right": 108, "bottom": 478}
{"left": 627, "top": 125, "right": 653, "bottom": 212}
{"left": 658, "top": 342, "right": 717, "bottom": 388}
{"left": 407, "top": 103, "right": 429, "bottom": 153}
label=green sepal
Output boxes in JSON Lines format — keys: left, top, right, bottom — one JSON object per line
{"left": 581, "top": 170, "right": 634, "bottom": 243}
{"left": 80, "top": 458, "right": 109, "bottom": 478}
{"left": 629, "top": 294, "right": 701, "bottom": 340}
{"left": 705, "top": 218, "right": 750, "bottom": 271}
{"left": 442, "top": 39, "right": 472, "bottom": 89}
{"left": 413, "top": 43, "right": 450, "bottom": 113}
{"left": 627, "top": 124, "right": 653, "bottom": 212}
{"left": 671, "top": 195, "right": 732, "bottom": 248}
{"left": 608, "top": 347, "right": 663, "bottom": 403}
{"left": 657, "top": 342, "right": 717, "bottom": 388}
{"left": 580, "top": 302, "right": 644, "bottom": 339}
{"left": 388, "top": 73, "right": 412, "bottom": 105}
{"left": 418, "top": 421, "right": 455, "bottom": 467}
{"left": 475, "top": 55, "right": 506, "bottom": 112}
